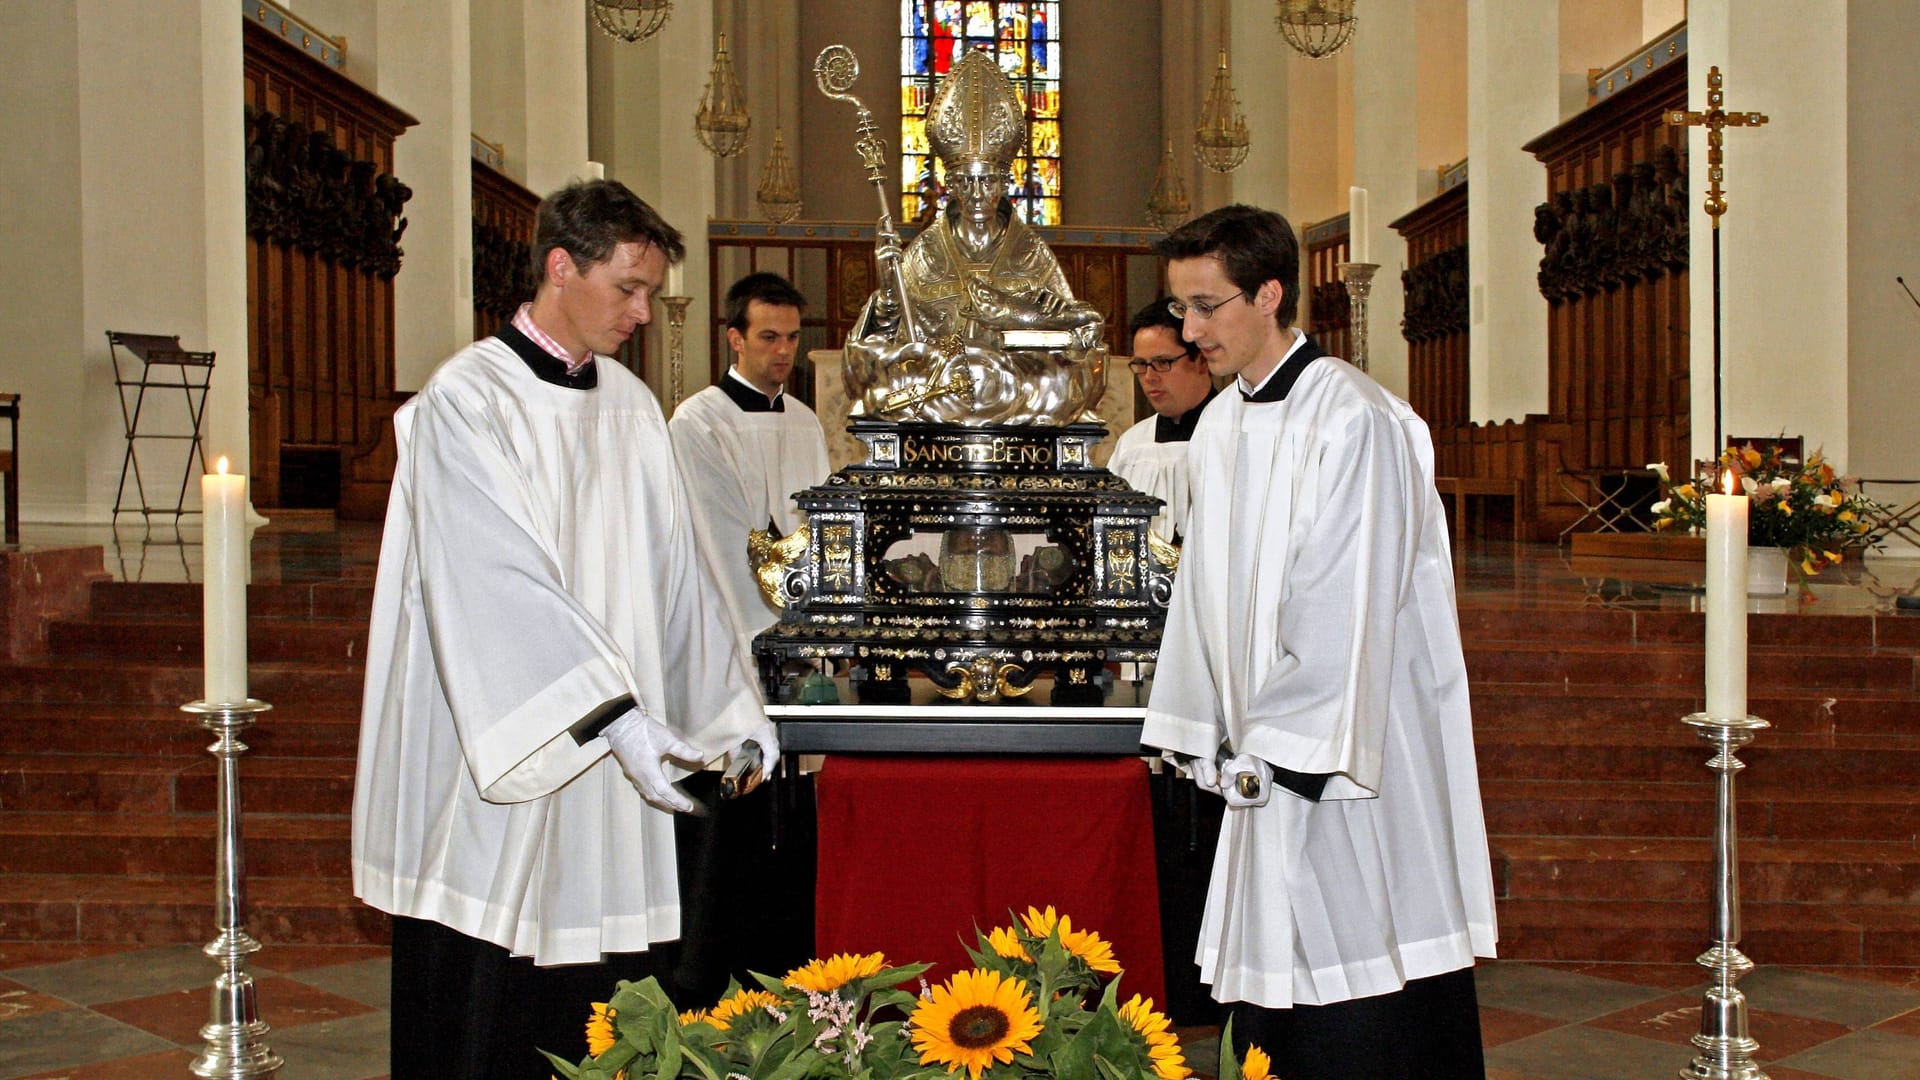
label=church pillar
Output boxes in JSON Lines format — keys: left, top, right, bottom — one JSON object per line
{"left": 1465, "top": 0, "right": 1556, "bottom": 424}
{"left": 1349, "top": 0, "right": 1419, "bottom": 398}
{"left": 379, "top": 0, "right": 473, "bottom": 392}
{"left": 1684, "top": 2, "right": 1848, "bottom": 468}
{"left": 589, "top": 3, "right": 719, "bottom": 400}
{"left": 517, "top": 0, "right": 590, "bottom": 196}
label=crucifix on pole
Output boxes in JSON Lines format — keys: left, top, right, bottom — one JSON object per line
{"left": 1667, "top": 65, "right": 1769, "bottom": 455}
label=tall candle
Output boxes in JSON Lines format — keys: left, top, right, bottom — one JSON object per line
{"left": 584, "top": 160, "right": 605, "bottom": 181}
{"left": 1349, "top": 185, "right": 1370, "bottom": 263}
{"left": 1704, "top": 470, "right": 1749, "bottom": 720}
{"left": 202, "top": 457, "right": 249, "bottom": 704}
{"left": 665, "top": 262, "right": 685, "bottom": 299}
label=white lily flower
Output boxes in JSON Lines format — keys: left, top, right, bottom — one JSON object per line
{"left": 1646, "top": 462, "right": 1670, "bottom": 483}
{"left": 1650, "top": 499, "right": 1670, "bottom": 516}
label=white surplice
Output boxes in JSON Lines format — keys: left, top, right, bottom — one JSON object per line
{"left": 1107, "top": 418, "right": 1194, "bottom": 541}
{"left": 668, "top": 383, "right": 830, "bottom": 641}
{"left": 1140, "top": 354, "right": 1497, "bottom": 1009}
{"left": 352, "top": 336, "right": 766, "bottom": 967}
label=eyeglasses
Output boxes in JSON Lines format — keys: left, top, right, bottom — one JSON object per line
{"left": 1167, "top": 291, "right": 1248, "bottom": 320}
{"left": 1127, "top": 355, "right": 1191, "bottom": 374}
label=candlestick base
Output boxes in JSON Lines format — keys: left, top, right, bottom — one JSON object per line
{"left": 1678, "top": 710, "right": 1769, "bottom": 1080}
{"left": 181, "top": 699, "right": 283, "bottom": 1079}
{"left": 1338, "top": 262, "right": 1380, "bottom": 374}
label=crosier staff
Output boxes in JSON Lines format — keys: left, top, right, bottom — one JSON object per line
{"left": 815, "top": 45, "right": 920, "bottom": 343}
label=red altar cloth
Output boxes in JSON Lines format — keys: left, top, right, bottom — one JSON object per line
{"left": 814, "top": 756, "right": 1166, "bottom": 1007}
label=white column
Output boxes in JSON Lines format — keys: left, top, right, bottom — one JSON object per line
{"left": 1350, "top": 0, "right": 1419, "bottom": 398}
{"left": 1685, "top": 1, "right": 1848, "bottom": 468}
{"left": 1225, "top": 0, "right": 1290, "bottom": 213}
{"left": 379, "top": 0, "right": 474, "bottom": 392}
{"left": 520, "top": 0, "right": 589, "bottom": 195}
{"left": 199, "top": 1, "right": 251, "bottom": 483}
{"left": 1465, "top": 0, "right": 1556, "bottom": 424}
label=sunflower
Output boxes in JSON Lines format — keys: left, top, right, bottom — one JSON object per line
{"left": 584, "top": 1002, "right": 618, "bottom": 1056}
{"left": 1239, "top": 1044, "right": 1274, "bottom": 1080}
{"left": 986, "top": 925, "right": 1032, "bottom": 962}
{"left": 785, "top": 951, "right": 888, "bottom": 994}
{"left": 677, "top": 1008, "right": 710, "bottom": 1027}
{"left": 1117, "top": 995, "right": 1190, "bottom": 1080}
{"left": 1018, "top": 905, "right": 1121, "bottom": 974}
{"left": 910, "top": 968, "right": 1045, "bottom": 1079}
{"left": 706, "top": 988, "right": 784, "bottom": 1030}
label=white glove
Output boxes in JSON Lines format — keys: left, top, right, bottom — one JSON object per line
{"left": 1181, "top": 752, "right": 1226, "bottom": 797}
{"left": 722, "top": 722, "right": 781, "bottom": 798}
{"left": 603, "top": 708, "right": 704, "bottom": 813}
{"left": 1220, "top": 753, "right": 1272, "bottom": 809}
{"left": 743, "top": 721, "right": 780, "bottom": 765}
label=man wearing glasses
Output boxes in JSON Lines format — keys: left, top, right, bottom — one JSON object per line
{"left": 1141, "top": 204, "right": 1496, "bottom": 1079}
{"left": 1107, "top": 299, "right": 1218, "bottom": 543}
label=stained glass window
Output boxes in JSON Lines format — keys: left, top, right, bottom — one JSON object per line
{"left": 901, "top": 2, "right": 1062, "bottom": 227}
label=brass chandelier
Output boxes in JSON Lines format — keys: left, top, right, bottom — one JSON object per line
{"left": 590, "top": 0, "right": 672, "bottom": 44}
{"left": 1195, "top": 48, "right": 1251, "bottom": 173}
{"left": 757, "top": 129, "right": 802, "bottom": 223}
{"left": 1275, "top": 0, "right": 1357, "bottom": 59}
{"left": 696, "top": 32, "right": 752, "bottom": 158}
{"left": 1145, "top": 141, "right": 1190, "bottom": 229}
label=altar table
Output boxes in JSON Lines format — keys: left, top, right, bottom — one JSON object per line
{"left": 812, "top": 755, "right": 1167, "bottom": 1008}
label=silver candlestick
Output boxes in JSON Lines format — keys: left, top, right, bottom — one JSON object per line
{"left": 1679, "top": 709, "right": 1771, "bottom": 1080}
{"left": 662, "top": 294, "right": 692, "bottom": 410}
{"left": 1338, "top": 261, "right": 1380, "bottom": 374}
{"left": 183, "top": 697, "right": 283, "bottom": 1079}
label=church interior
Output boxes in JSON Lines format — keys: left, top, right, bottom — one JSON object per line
{"left": 2, "top": 1, "right": 1919, "bottom": 1077}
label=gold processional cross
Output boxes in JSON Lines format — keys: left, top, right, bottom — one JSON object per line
{"left": 1664, "top": 65, "right": 1769, "bottom": 450}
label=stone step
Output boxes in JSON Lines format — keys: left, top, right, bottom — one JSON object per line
{"left": 1479, "top": 778, "right": 1920, "bottom": 843}
{"left": 44, "top": 614, "right": 369, "bottom": 664}
{"left": 1458, "top": 606, "right": 1920, "bottom": 651}
{"left": 1464, "top": 643, "right": 1916, "bottom": 694}
{"left": 1493, "top": 897, "right": 1920, "bottom": 967}
{"left": 0, "top": 661, "right": 364, "bottom": 705}
{"left": 87, "top": 580, "right": 375, "bottom": 622}
{"left": 0, "top": 872, "right": 388, "bottom": 946}
{"left": 0, "top": 754, "right": 354, "bottom": 816}
{"left": 0, "top": 812, "right": 348, "bottom": 877}
{"left": 1469, "top": 684, "right": 1920, "bottom": 737}
{"left": 1473, "top": 729, "right": 1920, "bottom": 787}
{"left": 1491, "top": 835, "right": 1920, "bottom": 906}
{"left": 0, "top": 703, "right": 362, "bottom": 757}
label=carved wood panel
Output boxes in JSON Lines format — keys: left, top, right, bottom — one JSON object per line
{"left": 1303, "top": 225, "right": 1352, "bottom": 362}
{"left": 471, "top": 159, "right": 539, "bottom": 341}
{"left": 1393, "top": 183, "right": 1469, "bottom": 447}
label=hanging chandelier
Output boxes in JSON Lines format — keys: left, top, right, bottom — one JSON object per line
{"left": 1195, "top": 49, "right": 1251, "bottom": 173}
{"left": 1145, "top": 141, "right": 1190, "bottom": 229}
{"left": 695, "top": 32, "right": 752, "bottom": 158}
{"left": 756, "top": 129, "right": 803, "bottom": 223}
{"left": 1275, "top": 0, "right": 1357, "bottom": 59}
{"left": 590, "top": 0, "right": 672, "bottom": 44}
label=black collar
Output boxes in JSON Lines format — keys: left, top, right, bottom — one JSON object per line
{"left": 719, "top": 371, "right": 785, "bottom": 412}
{"left": 1153, "top": 386, "right": 1219, "bottom": 443}
{"left": 496, "top": 324, "right": 597, "bottom": 390}
{"left": 1240, "top": 334, "right": 1327, "bottom": 403}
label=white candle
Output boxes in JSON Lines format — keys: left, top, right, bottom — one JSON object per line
{"left": 584, "top": 160, "right": 605, "bottom": 181}
{"left": 1704, "top": 470, "right": 1749, "bottom": 720}
{"left": 1349, "top": 185, "right": 1370, "bottom": 263}
{"left": 665, "top": 262, "right": 685, "bottom": 298}
{"left": 202, "top": 457, "right": 249, "bottom": 705}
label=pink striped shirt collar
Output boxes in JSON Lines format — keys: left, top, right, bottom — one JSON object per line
{"left": 512, "top": 303, "right": 591, "bottom": 374}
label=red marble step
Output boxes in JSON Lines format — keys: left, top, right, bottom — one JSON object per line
{"left": 44, "top": 615, "right": 369, "bottom": 664}
{"left": 1465, "top": 643, "right": 1915, "bottom": 693}
{"left": 87, "top": 580, "right": 375, "bottom": 622}
{"left": 1491, "top": 835, "right": 1920, "bottom": 905}
{"left": 0, "top": 812, "right": 348, "bottom": 877}
{"left": 1479, "top": 778, "right": 1920, "bottom": 843}
{"left": 0, "top": 703, "right": 361, "bottom": 757}
{"left": 0, "top": 661, "right": 364, "bottom": 705}
{"left": 1473, "top": 729, "right": 1920, "bottom": 787}
{"left": 0, "top": 754, "right": 354, "bottom": 816}
{"left": 1493, "top": 898, "right": 1920, "bottom": 966}
{"left": 1457, "top": 606, "right": 1898, "bottom": 650}
{"left": 0, "top": 872, "right": 388, "bottom": 946}
{"left": 1469, "top": 685, "right": 1920, "bottom": 737}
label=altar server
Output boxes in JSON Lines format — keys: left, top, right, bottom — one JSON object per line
{"left": 1142, "top": 204, "right": 1497, "bottom": 1079}
{"left": 352, "top": 179, "right": 776, "bottom": 1080}
{"left": 670, "top": 271, "right": 831, "bottom": 642}
{"left": 1108, "top": 297, "right": 1218, "bottom": 541}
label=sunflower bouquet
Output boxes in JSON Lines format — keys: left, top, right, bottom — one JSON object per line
{"left": 1650, "top": 444, "right": 1883, "bottom": 581}
{"left": 542, "top": 906, "right": 1272, "bottom": 1080}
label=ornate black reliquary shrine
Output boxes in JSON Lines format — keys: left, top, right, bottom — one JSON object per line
{"left": 750, "top": 421, "right": 1176, "bottom": 706}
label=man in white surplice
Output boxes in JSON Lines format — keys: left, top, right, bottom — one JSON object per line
{"left": 352, "top": 180, "right": 776, "bottom": 1080}
{"left": 1142, "top": 204, "right": 1497, "bottom": 1080}
{"left": 669, "top": 272, "right": 830, "bottom": 643}
{"left": 1107, "top": 297, "right": 1219, "bottom": 543}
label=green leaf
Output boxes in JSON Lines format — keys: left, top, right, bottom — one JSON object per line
{"left": 1217, "top": 1015, "right": 1242, "bottom": 1080}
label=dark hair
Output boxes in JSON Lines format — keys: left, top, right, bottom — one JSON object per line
{"left": 1127, "top": 298, "right": 1201, "bottom": 359}
{"left": 532, "top": 179, "right": 685, "bottom": 281}
{"left": 1154, "top": 203, "right": 1300, "bottom": 327}
{"left": 724, "top": 272, "right": 808, "bottom": 332}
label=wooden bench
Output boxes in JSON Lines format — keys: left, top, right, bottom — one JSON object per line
{"left": 1, "top": 393, "right": 17, "bottom": 543}
{"left": 1434, "top": 475, "right": 1522, "bottom": 547}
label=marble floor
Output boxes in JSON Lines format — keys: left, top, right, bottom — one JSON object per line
{"left": 1, "top": 943, "right": 1917, "bottom": 1079}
